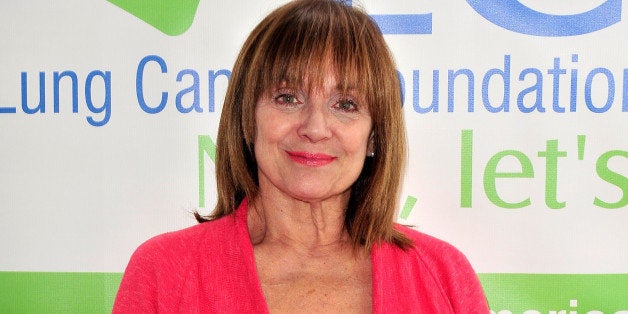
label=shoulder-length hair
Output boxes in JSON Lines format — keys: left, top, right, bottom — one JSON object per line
{"left": 197, "top": 0, "right": 411, "bottom": 250}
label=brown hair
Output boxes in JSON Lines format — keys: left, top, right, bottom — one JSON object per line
{"left": 197, "top": 0, "right": 411, "bottom": 250}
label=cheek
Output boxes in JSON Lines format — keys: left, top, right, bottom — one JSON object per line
{"left": 254, "top": 109, "right": 292, "bottom": 148}
{"left": 342, "top": 125, "right": 372, "bottom": 154}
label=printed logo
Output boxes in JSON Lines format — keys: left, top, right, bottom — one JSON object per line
{"left": 466, "top": 0, "right": 622, "bottom": 36}
{"left": 346, "top": 0, "right": 432, "bottom": 34}
{"left": 105, "top": 0, "right": 622, "bottom": 37}
{"left": 106, "top": 0, "right": 200, "bottom": 36}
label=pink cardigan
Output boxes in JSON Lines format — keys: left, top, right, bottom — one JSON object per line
{"left": 114, "top": 200, "right": 489, "bottom": 313}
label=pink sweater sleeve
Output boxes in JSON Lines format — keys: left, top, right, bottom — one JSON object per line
{"left": 113, "top": 238, "right": 161, "bottom": 313}
{"left": 431, "top": 241, "right": 489, "bottom": 313}
{"left": 374, "top": 225, "right": 489, "bottom": 313}
{"left": 111, "top": 210, "right": 268, "bottom": 313}
{"left": 112, "top": 231, "right": 197, "bottom": 313}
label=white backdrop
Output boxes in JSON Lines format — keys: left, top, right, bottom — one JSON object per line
{"left": 1, "top": 1, "right": 627, "bottom": 312}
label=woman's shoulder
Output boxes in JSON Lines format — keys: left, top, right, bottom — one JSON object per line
{"left": 390, "top": 223, "right": 476, "bottom": 274}
{"left": 383, "top": 224, "right": 489, "bottom": 312}
{"left": 113, "top": 214, "right": 242, "bottom": 312}
{"left": 394, "top": 224, "right": 466, "bottom": 259}
{"left": 130, "top": 214, "right": 238, "bottom": 263}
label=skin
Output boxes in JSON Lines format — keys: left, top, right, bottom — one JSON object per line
{"left": 248, "top": 69, "right": 374, "bottom": 313}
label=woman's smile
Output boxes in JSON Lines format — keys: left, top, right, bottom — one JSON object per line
{"left": 286, "top": 151, "right": 337, "bottom": 167}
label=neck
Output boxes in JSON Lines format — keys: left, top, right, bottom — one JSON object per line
{"left": 248, "top": 190, "right": 351, "bottom": 255}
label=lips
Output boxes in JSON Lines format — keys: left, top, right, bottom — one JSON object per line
{"left": 286, "top": 151, "right": 336, "bottom": 167}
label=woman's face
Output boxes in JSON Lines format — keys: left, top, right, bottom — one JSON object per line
{"left": 254, "top": 71, "right": 373, "bottom": 203}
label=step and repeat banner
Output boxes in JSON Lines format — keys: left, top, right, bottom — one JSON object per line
{"left": 1, "top": 0, "right": 627, "bottom": 312}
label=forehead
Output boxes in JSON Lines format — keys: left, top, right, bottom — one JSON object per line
{"left": 268, "top": 60, "right": 363, "bottom": 95}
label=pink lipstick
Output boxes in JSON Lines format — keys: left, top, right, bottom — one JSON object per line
{"left": 286, "top": 151, "right": 336, "bottom": 167}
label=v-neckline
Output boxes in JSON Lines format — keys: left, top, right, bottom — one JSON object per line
{"left": 233, "top": 199, "right": 380, "bottom": 313}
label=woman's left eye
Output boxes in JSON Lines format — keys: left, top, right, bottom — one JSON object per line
{"left": 334, "top": 99, "right": 358, "bottom": 112}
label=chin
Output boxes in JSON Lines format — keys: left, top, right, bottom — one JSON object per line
{"left": 286, "top": 187, "right": 348, "bottom": 204}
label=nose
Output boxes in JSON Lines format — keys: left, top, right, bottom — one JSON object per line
{"left": 297, "top": 102, "right": 332, "bottom": 143}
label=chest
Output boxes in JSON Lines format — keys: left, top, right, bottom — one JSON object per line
{"left": 254, "top": 247, "right": 373, "bottom": 313}
{"left": 261, "top": 272, "right": 372, "bottom": 313}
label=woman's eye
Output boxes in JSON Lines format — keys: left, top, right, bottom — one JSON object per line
{"left": 274, "top": 93, "right": 299, "bottom": 104}
{"left": 335, "top": 99, "right": 358, "bottom": 112}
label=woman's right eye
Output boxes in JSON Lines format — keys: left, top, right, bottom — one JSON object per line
{"left": 272, "top": 88, "right": 303, "bottom": 106}
{"left": 274, "top": 93, "right": 298, "bottom": 104}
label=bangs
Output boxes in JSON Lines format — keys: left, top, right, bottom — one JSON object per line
{"left": 254, "top": 0, "right": 380, "bottom": 99}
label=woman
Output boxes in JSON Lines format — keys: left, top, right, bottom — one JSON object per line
{"left": 113, "top": 0, "right": 489, "bottom": 312}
